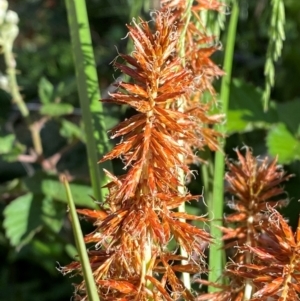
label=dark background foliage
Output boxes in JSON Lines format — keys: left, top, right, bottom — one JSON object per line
{"left": 0, "top": 1, "right": 299, "bottom": 300}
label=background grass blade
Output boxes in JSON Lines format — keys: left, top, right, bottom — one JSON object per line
{"left": 65, "top": 0, "right": 112, "bottom": 203}
{"left": 63, "top": 177, "right": 100, "bottom": 301}
{"left": 209, "top": 0, "right": 239, "bottom": 291}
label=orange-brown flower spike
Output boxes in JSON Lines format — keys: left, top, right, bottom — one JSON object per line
{"left": 196, "top": 148, "right": 293, "bottom": 301}
{"left": 100, "top": 14, "right": 196, "bottom": 203}
{"left": 220, "top": 149, "right": 291, "bottom": 300}
{"left": 230, "top": 208, "right": 300, "bottom": 301}
{"left": 222, "top": 148, "right": 291, "bottom": 248}
{"left": 63, "top": 12, "right": 213, "bottom": 301}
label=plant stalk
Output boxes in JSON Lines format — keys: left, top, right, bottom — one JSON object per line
{"left": 3, "top": 44, "right": 29, "bottom": 117}
{"left": 209, "top": 0, "right": 239, "bottom": 291}
{"left": 3, "top": 28, "right": 44, "bottom": 156}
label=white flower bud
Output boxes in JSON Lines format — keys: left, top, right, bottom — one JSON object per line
{"left": 0, "top": 0, "right": 8, "bottom": 13}
{"left": 5, "top": 10, "right": 19, "bottom": 25}
{"left": 0, "top": 73, "right": 9, "bottom": 90}
{"left": 0, "top": 0, "right": 8, "bottom": 25}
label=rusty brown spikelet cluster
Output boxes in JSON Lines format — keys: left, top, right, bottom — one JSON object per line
{"left": 223, "top": 148, "right": 290, "bottom": 251}
{"left": 161, "top": 0, "right": 224, "bottom": 160}
{"left": 63, "top": 9, "right": 224, "bottom": 300}
{"left": 161, "top": 0, "right": 224, "bottom": 96}
{"left": 197, "top": 149, "right": 300, "bottom": 301}
{"left": 232, "top": 208, "right": 300, "bottom": 301}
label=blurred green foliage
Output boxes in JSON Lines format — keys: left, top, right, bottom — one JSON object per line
{"left": 0, "top": 0, "right": 299, "bottom": 300}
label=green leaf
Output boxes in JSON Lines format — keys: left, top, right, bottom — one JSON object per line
{"left": 40, "top": 103, "right": 74, "bottom": 117}
{"left": 1, "top": 140, "right": 26, "bottom": 162}
{"left": 276, "top": 99, "right": 300, "bottom": 134}
{"left": 60, "top": 119, "right": 83, "bottom": 141}
{"left": 3, "top": 193, "right": 43, "bottom": 248}
{"left": 227, "top": 79, "right": 278, "bottom": 134}
{"left": 102, "top": 105, "right": 121, "bottom": 130}
{"left": 0, "top": 134, "right": 15, "bottom": 154}
{"left": 23, "top": 172, "right": 97, "bottom": 208}
{"left": 266, "top": 123, "right": 300, "bottom": 164}
{"left": 65, "top": 243, "right": 78, "bottom": 259}
{"left": 29, "top": 238, "right": 65, "bottom": 274}
{"left": 41, "top": 196, "right": 65, "bottom": 233}
{"left": 0, "top": 179, "right": 19, "bottom": 195}
{"left": 66, "top": 0, "right": 113, "bottom": 205}
{"left": 38, "top": 77, "right": 54, "bottom": 104}
{"left": 3, "top": 193, "right": 68, "bottom": 248}
{"left": 185, "top": 203, "right": 202, "bottom": 216}
{"left": 53, "top": 79, "right": 76, "bottom": 99}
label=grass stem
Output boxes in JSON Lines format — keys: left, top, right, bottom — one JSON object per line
{"left": 63, "top": 176, "right": 100, "bottom": 301}
{"left": 209, "top": 0, "right": 239, "bottom": 291}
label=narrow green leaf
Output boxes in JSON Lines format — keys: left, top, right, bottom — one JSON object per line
{"left": 63, "top": 178, "right": 100, "bottom": 301}
{"left": 65, "top": 0, "right": 113, "bottom": 203}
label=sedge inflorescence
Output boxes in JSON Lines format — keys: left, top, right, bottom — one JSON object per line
{"left": 161, "top": 0, "right": 224, "bottom": 156}
{"left": 197, "top": 149, "right": 299, "bottom": 301}
{"left": 63, "top": 8, "right": 223, "bottom": 301}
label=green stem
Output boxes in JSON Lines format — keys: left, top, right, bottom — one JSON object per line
{"left": 3, "top": 37, "right": 44, "bottom": 156}
{"left": 63, "top": 177, "right": 100, "bottom": 301}
{"left": 209, "top": 0, "right": 239, "bottom": 291}
{"left": 3, "top": 44, "right": 29, "bottom": 117}
{"left": 65, "top": 0, "right": 113, "bottom": 203}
